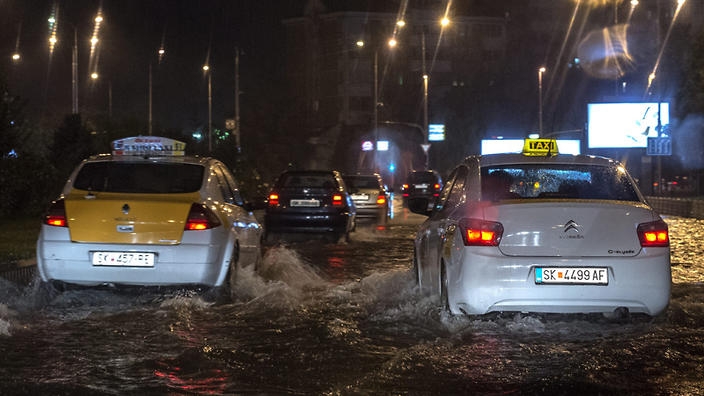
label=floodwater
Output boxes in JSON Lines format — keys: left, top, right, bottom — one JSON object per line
{"left": 0, "top": 210, "right": 703, "bottom": 395}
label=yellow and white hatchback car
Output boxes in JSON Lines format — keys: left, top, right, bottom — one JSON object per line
{"left": 37, "top": 136, "right": 262, "bottom": 295}
{"left": 409, "top": 139, "right": 671, "bottom": 317}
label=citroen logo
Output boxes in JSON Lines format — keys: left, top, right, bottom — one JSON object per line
{"left": 122, "top": 204, "right": 130, "bottom": 215}
{"left": 563, "top": 220, "right": 581, "bottom": 233}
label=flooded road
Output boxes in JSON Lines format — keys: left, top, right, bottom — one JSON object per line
{"left": 1, "top": 207, "right": 703, "bottom": 394}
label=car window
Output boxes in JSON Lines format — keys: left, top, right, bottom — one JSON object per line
{"left": 280, "top": 173, "right": 336, "bottom": 189}
{"left": 73, "top": 162, "right": 204, "bottom": 193}
{"left": 213, "top": 164, "right": 245, "bottom": 206}
{"left": 408, "top": 172, "right": 439, "bottom": 184}
{"left": 481, "top": 164, "right": 640, "bottom": 201}
{"left": 344, "top": 177, "right": 380, "bottom": 189}
{"left": 444, "top": 166, "right": 468, "bottom": 209}
{"left": 433, "top": 166, "right": 467, "bottom": 213}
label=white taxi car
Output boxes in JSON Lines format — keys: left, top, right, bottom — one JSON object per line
{"left": 36, "top": 136, "right": 263, "bottom": 295}
{"left": 409, "top": 139, "right": 671, "bottom": 317}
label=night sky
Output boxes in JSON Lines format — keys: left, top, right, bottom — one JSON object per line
{"left": 1, "top": 0, "right": 305, "bottom": 129}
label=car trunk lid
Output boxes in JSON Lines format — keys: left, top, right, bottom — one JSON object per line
{"left": 481, "top": 201, "right": 656, "bottom": 257}
{"left": 65, "top": 191, "right": 202, "bottom": 244}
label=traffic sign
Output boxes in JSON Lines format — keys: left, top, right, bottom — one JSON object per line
{"left": 647, "top": 137, "right": 671, "bottom": 156}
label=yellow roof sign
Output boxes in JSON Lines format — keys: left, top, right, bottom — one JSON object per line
{"left": 523, "top": 138, "right": 559, "bottom": 156}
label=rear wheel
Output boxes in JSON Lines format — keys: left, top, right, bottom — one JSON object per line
{"left": 439, "top": 262, "right": 451, "bottom": 313}
{"left": 207, "top": 244, "right": 239, "bottom": 303}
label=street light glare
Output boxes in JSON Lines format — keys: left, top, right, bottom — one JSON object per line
{"left": 388, "top": 38, "right": 397, "bottom": 48}
{"left": 356, "top": 40, "right": 364, "bottom": 48}
{"left": 11, "top": 53, "right": 20, "bottom": 61}
{"left": 202, "top": 65, "right": 210, "bottom": 71}
{"left": 396, "top": 20, "right": 406, "bottom": 28}
{"left": 441, "top": 17, "right": 450, "bottom": 27}
{"left": 91, "top": 72, "right": 99, "bottom": 80}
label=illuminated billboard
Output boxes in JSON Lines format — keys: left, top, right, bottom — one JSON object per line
{"left": 587, "top": 102, "right": 669, "bottom": 149}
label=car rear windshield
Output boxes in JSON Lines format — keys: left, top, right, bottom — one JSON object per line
{"left": 73, "top": 162, "right": 204, "bottom": 193}
{"left": 481, "top": 164, "right": 640, "bottom": 201}
{"left": 408, "top": 172, "right": 439, "bottom": 184}
{"left": 343, "top": 176, "right": 380, "bottom": 189}
{"left": 278, "top": 173, "right": 338, "bottom": 189}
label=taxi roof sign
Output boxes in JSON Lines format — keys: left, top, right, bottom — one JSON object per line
{"left": 522, "top": 138, "right": 559, "bottom": 156}
{"left": 112, "top": 136, "right": 186, "bottom": 156}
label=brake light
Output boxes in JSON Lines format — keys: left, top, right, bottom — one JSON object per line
{"left": 433, "top": 183, "right": 441, "bottom": 190}
{"left": 376, "top": 194, "right": 387, "bottom": 205}
{"left": 184, "top": 203, "right": 221, "bottom": 231}
{"left": 332, "top": 193, "right": 344, "bottom": 207}
{"left": 402, "top": 184, "right": 409, "bottom": 197}
{"left": 268, "top": 193, "right": 279, "bottom": 206}
{"left": 459, "top": 218, "right": 503, "bottom": 246}
{"left": 44, "top": 199, "right": 68, "bottom": 227}
{"left": 637, "top": 220, "right": 669, "bottom": 247}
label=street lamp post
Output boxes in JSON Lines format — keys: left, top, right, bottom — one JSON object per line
{"left": 203, "top": 64, "right": 212, "bottom": 153}
{"left": 538, "top": 66, "right": 546, "bottom": 136}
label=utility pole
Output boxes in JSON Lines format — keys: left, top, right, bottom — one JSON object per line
{"left": 72, "top": 28, "right": 78, "bottom": 114}
{"left": 235, "top": 48, "right": 241, "bottom": 152}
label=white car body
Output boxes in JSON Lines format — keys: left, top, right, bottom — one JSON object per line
{"left": 411, "top": 149, "right": 671, "bottom": 316}
{"left": 36, "top": 137, "right": 263, "bottom": 289}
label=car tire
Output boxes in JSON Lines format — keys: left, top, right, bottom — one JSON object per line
{"left": 265, "top": 231, "right": 278, "bottom": 244}
{"left": 412, "top": 249, "right": 421, "bottom": 287}
{"left": 206, "top": 244, "right": 239, "bottom": 304}
{"left": 440, "top": 262, "right": 451, "bottom": 314}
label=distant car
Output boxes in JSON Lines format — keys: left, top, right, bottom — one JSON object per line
{"left": 342, "top": 173, "right": 389, "bottom": 225}
{"left": 36, "top": 136, "right": 263, "bottom": 297}
{"left": 409, "top": 138, "right": 671, "bottom": 317}
{"left": 401, "top": 170, "right": 443, "bottom": 207}
{"left": 265, "top": 170, "right": 356, "bottom": 243}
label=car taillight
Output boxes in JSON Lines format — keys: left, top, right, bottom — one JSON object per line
{"left": 376, "top": 194, "right": 387, "bottom": 205}
{"left": 402, "top": 184, "right": 409, "bottom": 197}
{"left": 44, "top": 199, "right": 68, "bottom": 227}
{"left": 433, "top": 183, "right": 441, "bottom": 197}
{"left": 637, "top": 220, "right": 669, "bottom": 247}
{"left": 184, "top": 203, "right": 221, "bottom": 231}
{"left": 268, "top": 193, "right": 279, "bottom": 206}
{"left": 332, "top": 193, "right": 344, "bottom": 207}
{"left": 459, "top": 218, "right": 503, "bottom": 246}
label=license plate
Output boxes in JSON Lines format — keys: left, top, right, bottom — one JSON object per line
{"left": 351, "top": 194, "right": 369, "bottom": 201}
{"left": 291, "top": 199, "right": 320, "bottom": 207}
{"left": 535, "top": 267, "right": 608, "bottom": 285}
{"left": 414, "top": 183, "right": 428, "bottom": 189}
{"left": 92, "top": 252, "right": 155, "bottom": 267}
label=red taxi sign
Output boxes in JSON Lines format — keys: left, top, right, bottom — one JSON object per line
{"left": 112, "top": 136, "right": 186, "bottom": 156}
{"left": 522, "top": 138, "right": 559, "bottom": 156}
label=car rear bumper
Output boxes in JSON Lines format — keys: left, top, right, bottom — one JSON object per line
{"left": 265, "top": 211, "right": 353, "bottom": 234}
{"left": 446, "top": 248, "right": 672, "bottom": 316}
{"left": 36, "top": 227, "right": 230, "bottom": 287}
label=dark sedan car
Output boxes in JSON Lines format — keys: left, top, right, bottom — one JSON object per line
{"left": 401, "top": 170, "right": 443, "bottom": 207}
{"left": 265, "top": 170, "right": 356, "bottom": 243}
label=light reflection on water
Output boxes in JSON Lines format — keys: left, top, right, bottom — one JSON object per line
{"left": 0, "top": 218, "right": 702, "bottom": 394}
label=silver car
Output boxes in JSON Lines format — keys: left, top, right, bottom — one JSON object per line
{"left": 342, "top": 173, "right": 389, "bottom": 225}
{"left": 409, "top": 139, "right": 671, "bottom": 317}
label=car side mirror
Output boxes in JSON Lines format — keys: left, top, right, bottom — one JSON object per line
{"left": 407, "top": 197, "right": 433, "bottom": 216}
